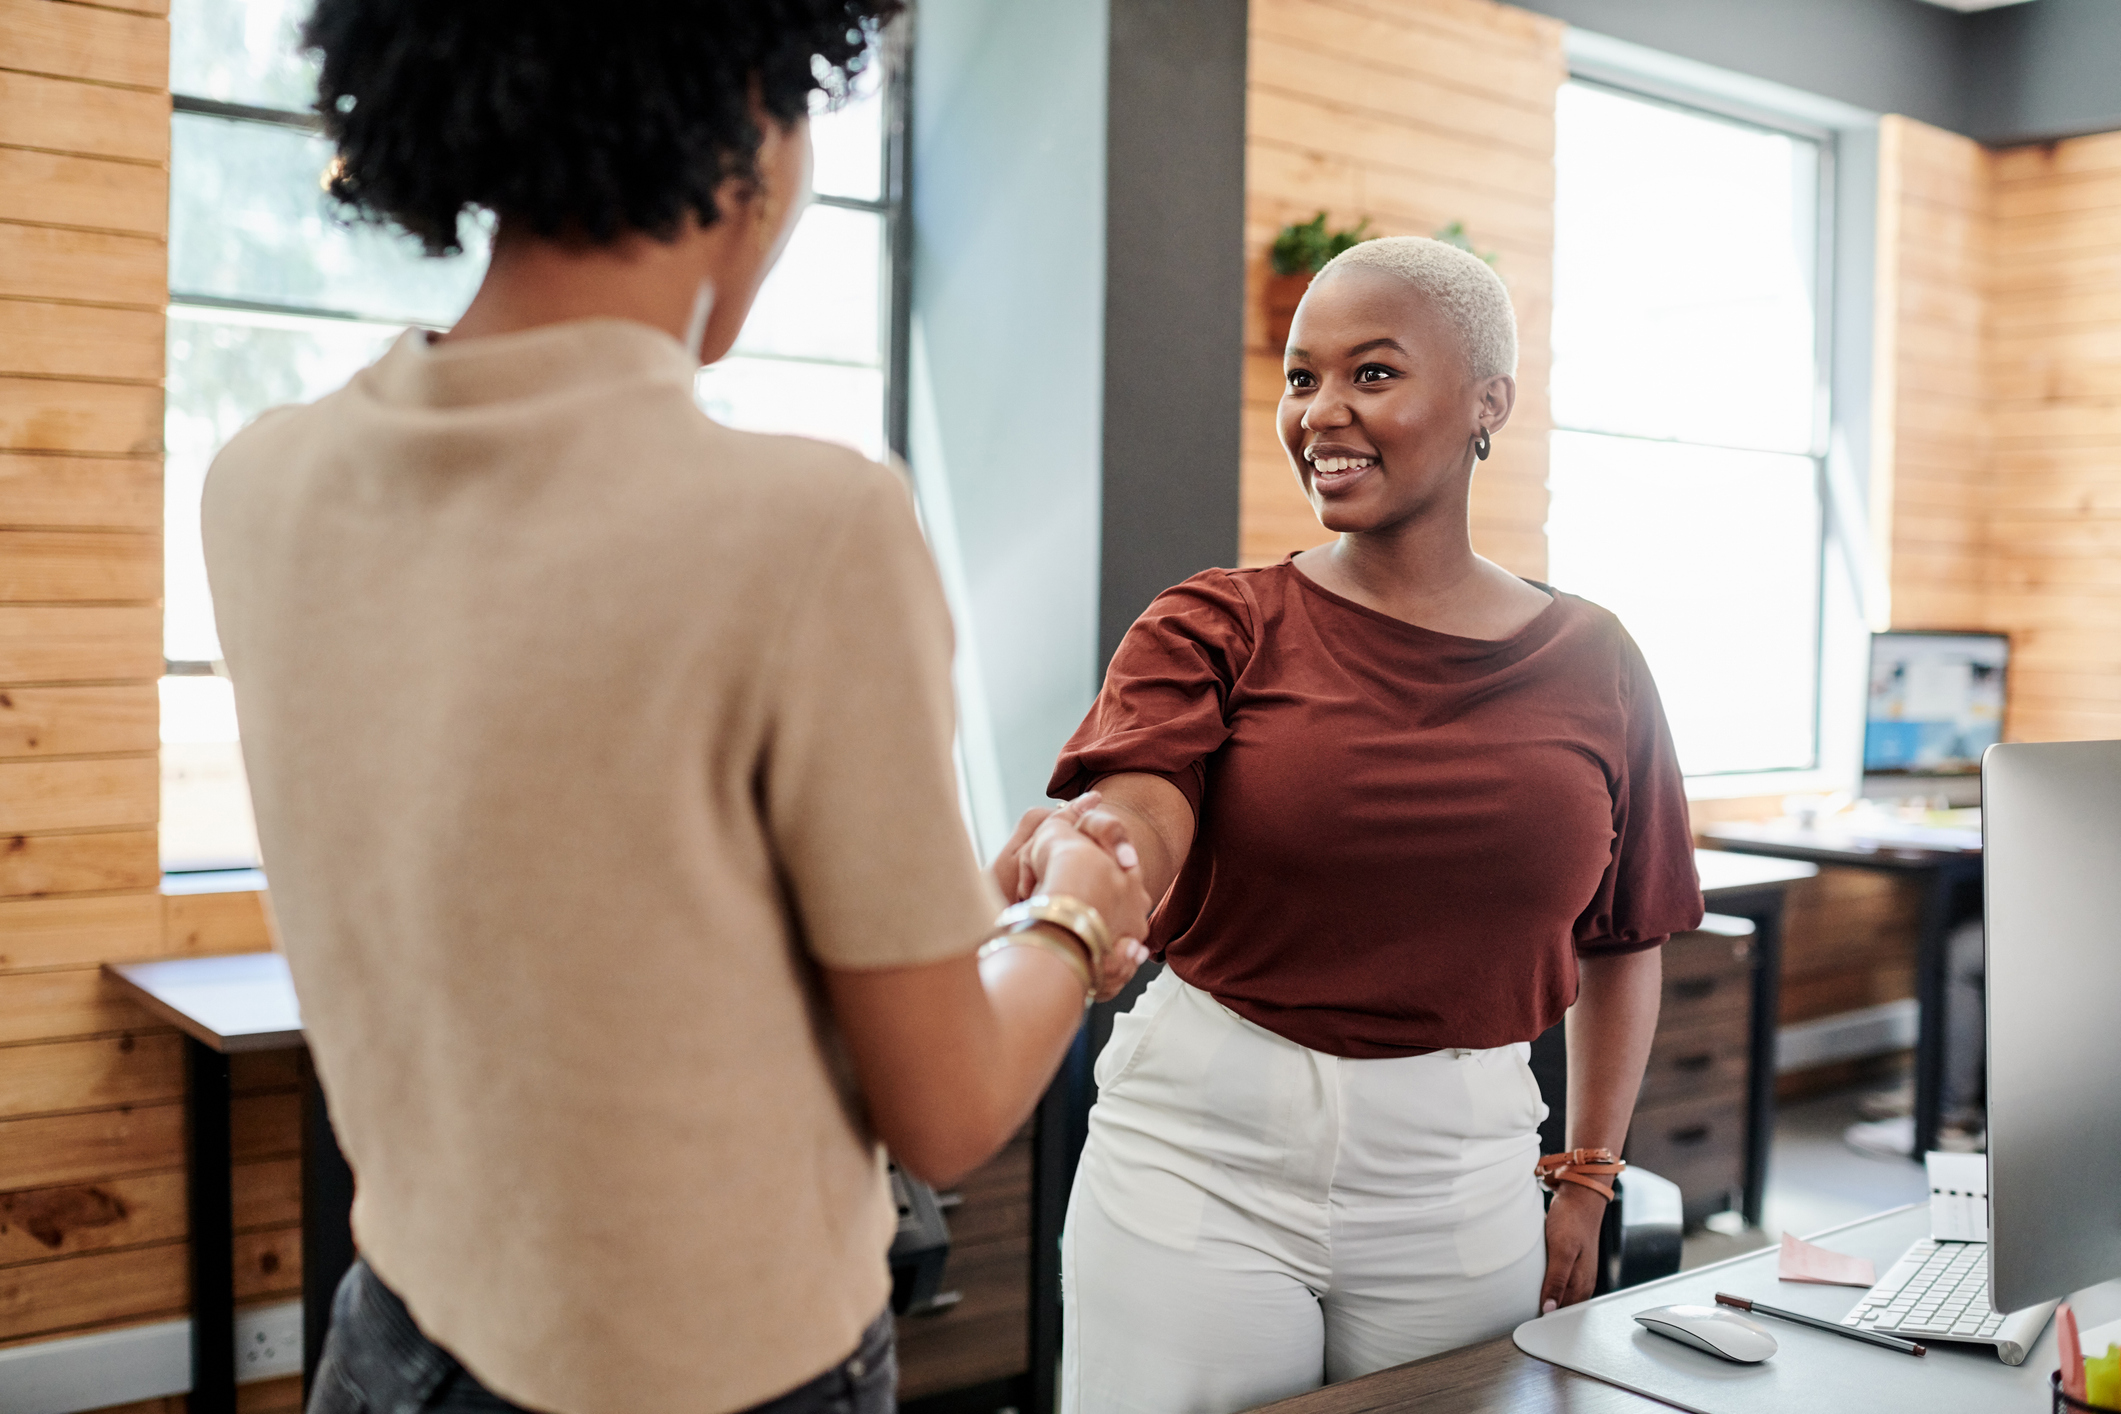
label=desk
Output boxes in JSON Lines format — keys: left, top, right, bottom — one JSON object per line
{"left": 102, "top": 953, "right": 353, "bottom": 1414}
{"left": 1694, "top": 849, "right": 1817, "bottom": 1227}
{"left": 1701, "top": 822, "right": 1984, "bottom": 1158}
{"left": 1254, "top": 1205, "right": 2070, "bottom": 1414}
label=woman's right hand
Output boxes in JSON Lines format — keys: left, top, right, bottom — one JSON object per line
{"left": 1020, "top": 805, "right": 1154, "bottom": 1002}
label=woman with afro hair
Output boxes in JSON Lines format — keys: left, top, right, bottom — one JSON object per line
{"left": 200, "top": 5, "right": 1151, "bottom": 1412}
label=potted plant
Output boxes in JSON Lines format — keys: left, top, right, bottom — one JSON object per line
{"left": 1262, "top": 218, "right": 1499, "bottom": 352}
{"left": 1433, "top": 220, "right": 1500, "bottom": 266}
{"left": 1263, "top": 212, "right": 1371, "bottom": 349}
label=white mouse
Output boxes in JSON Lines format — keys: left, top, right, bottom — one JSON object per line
{"left": 1633, "top": 1304, "right": 1778, "bottom": 1363}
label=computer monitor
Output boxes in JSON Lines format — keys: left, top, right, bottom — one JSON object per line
{"left": 1862, "top": 630, "right": 2009, "bottom": 806}
{"left": 1983, "top": 739, "right": 2121, "bottom": 1311}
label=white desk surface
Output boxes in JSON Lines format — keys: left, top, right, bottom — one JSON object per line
{"left": 1693, "top": 848, "right": 1818, "bottom": 895}
{"left": 1515, "top": 1205, "right": 2060, "bottom": 1413}
{"left": 105, "top": 951, "right": 303, "bottom": 1054}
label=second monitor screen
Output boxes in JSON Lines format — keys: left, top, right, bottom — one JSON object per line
{"left": 1864, "top": 632, "right": 2009, "bottom": 778}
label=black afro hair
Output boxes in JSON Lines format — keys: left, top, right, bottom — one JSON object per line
{"left": 302, "top": 0, "right": 903, "bottom": 255}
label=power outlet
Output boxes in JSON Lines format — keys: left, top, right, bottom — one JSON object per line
{"left": 235, "top": 1301, "right": 304, "bottom": 1383}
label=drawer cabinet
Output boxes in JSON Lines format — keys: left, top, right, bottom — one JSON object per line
{"left": 1637, "top": 1015, "right": 1750, "bottom": 1109}
{"left": 1628, "top": 1090, "right": 1748, "bottom": 1223}
{"left": 1626, "top": 914, "right": 1756, "bottom": 1227}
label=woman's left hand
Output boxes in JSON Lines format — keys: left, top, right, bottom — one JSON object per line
{"left": 1538, "top": 1185, "right": 1606, "bottom": 1313}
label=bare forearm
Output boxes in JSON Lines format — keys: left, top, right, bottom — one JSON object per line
{"left": 825, "top": 931, "right": 1088, "bottom": 1187}
{"left": 1563, "top": 948, "right": 1663, "bottom": 1154}
{"left": 1083, "top": 773, "right": 1194, "bottom": 906}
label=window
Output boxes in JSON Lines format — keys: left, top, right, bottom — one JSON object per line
{"left": 161, "top": 0, "right": 906, "bottom": 869}
{"left": 1546, "top": 81, "right": 1830, "bottom": 782}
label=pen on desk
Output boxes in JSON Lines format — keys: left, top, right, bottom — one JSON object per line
{"left": 1714, "top": 1293, "right": 1928, "bottom": 1357}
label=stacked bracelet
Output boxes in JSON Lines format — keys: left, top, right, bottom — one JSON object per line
{"left": 1535, "top": 1148, "right": 1627, "bottom": 1202}
{"left": 979, "top": 893, "right": 1114, "bottom": 1005}
{"left": 978, "top": 933, "right": 1095, "bottom": 1001}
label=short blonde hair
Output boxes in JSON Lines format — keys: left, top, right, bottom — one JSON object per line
{"left": 1316, "top": 236, "right": 1518, "bottom": 380}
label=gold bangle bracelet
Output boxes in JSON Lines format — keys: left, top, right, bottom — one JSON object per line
{"left": 998, "top": 894, "right": 1114, "bottom": 976}
{"left": 978, "top": 931, "right": 1095, "bottom": 1002}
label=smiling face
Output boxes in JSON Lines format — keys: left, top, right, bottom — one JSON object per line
{"left": 1277, "top": 265, "right": 1515, "bottom": 536}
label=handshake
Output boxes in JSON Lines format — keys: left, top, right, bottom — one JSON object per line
{"left": 987, "top": 790, "right": 1157, "bottom": 1003}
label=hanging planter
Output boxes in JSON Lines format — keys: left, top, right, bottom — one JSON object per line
{"left": 1262, "top": 217, "right": 1500, "bottom": 351}
{"left": 1263, "top": 212, "right": 1371, "bottom": 350}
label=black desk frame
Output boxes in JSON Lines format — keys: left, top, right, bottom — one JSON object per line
{"left": 1704, "top": 841, "right": 1984, "bottom": 1158}
{"left": 182, "top": 1036, "right": 356, "bottom": 1414}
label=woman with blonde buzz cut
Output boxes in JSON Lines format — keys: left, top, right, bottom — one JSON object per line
{"left": 1037, "top": 237, "right": 1703, "bottom": 1412}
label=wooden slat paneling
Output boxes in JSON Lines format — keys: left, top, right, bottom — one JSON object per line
{"left": 0, "top": 1031, "right": 185, "bottom": 1120}
{"left": 0, "top": 605, "right": 161, "bottom": 685}
{"left": 0, "top": 305, "right": 165, "bottom": 387}
{"left": 1987, "top": 124, "right": 2121, "bottom": 741}
{"left": 0, "top": 381, "right": 162, "bottom": 457}
{"left": 0, "top": 1101, "right": 183, "bottom": 1192}
{"left": 233, "top": 1157, "right": 301, "bottom": 1231}
{"left": 239, "top": 1375, "right": 305, "bottom": 1414}
{"left": 0, "top": 0, "right": 169, "bottom": 90}
{"left": 232, "top": 1091, "right": 302, "bottom": 1165}
{"left": 0, "top": 69, "right": 168, "bottom": 163}
{"left": 1880, "top": 117, "right": 1993, "bottom": 635}
{"left": 1251, "top": 0, "right": 1565, "bottom": 109}
{"left": 0, "top": 893, "right": 163, "bottom": 970}
{"left": 0, "top": 967, "right": 155, "bottom": 1045}
{"left": 0, "top": 30, "right": 175, "bottom": 1358}
{"left": 0, "top": 1239, "right": 185, "bottom": 1342}
{"left": 0, "top": 528, "right": 158, "bottom": 601}
{"left": 0, "top": 757, "right": 159, "bottom": 834}
{"left": 165, "top": 889, "right": 277, "bottom": 957}
{"left": 0, "top": 148, "right": 167, "bottom": 237}
{"left": 0, "top": 683, "right": 158, "bottom": 759}
{"left": 0, "top": 828, "right": 161, "bottom": 899}
{"left": 0, "top": 224, "right": 165, "bottom": 309}
{"left": 233, "top": 1224, "right": 301, "bottom": 1301}
{"left": 0, "top": 1169, "right": 183, "bottom": 1265}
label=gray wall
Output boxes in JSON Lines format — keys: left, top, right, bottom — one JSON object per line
{"left": 1518, "top": 0, "right": 2121, "bottom": 145}
{"left": 909, "top": 0, "right": 1111, "bottom": 838}
{"left": 1099, "top": 0, "right": 1247, "bottom": 665}
{"left": 1966, "top": 0, "right": 2121, "bottom": 146}
{"left": 1517, "top": 0, "right": 1967, "bottom": 131}
{"left": 910, "top": 0, "right": 1248, "bottom": 831}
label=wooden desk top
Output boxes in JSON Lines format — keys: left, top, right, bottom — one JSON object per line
{"left": 1249, "top": 1333, "right": 1662, "bottom": 1414}
{"left": 104, "top": 951, "right": 304, "bottom": 1053}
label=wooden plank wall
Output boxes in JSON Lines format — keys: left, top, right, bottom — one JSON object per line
{"left": 1792, "top": 117, "right": 2121, "bottom": 1067}
{"left": 0, "top": 3, "right": 301, "bottom": 1410}
{"left": 1988, "top": 130, "right": 2121, "bottom": 743}
{"left": 1240, "top": 0, "right": 1563, "bottom": 576}
{"left": 1876, "top": 115, "right": 1994, "bottom": 636}
{"left": 1878, "top": 116, "right": 2121, "bottom": 742}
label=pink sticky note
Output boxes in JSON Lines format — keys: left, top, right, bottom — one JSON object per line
{"left": 1778, "top": 1231, "right": 1878, "bottom": 1287}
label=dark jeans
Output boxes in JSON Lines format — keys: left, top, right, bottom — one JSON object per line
{"left": 309, "top": 1258, "right": 897, "bottom": 1414}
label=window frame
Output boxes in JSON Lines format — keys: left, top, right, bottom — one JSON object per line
{"left": 1551, "top": 44, "right": 1876, "bottom": 801}
{"left": 161, "top": 27, "right": 916, "bottom": 875}
{"left": 163, "top": 37, "right": 915, "bottom": 681}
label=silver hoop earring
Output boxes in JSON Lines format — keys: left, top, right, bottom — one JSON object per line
{"left": 1473, "top": 426, "right": 1492, "bottom": 461}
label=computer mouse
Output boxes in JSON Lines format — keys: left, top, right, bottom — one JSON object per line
{"left": 1633, "top": 1304, "right": 1778, "bottom": 1363}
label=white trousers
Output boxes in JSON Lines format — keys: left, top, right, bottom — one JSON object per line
{"left": 1062, "top": 970, "right": 1549, "bottom": 1414}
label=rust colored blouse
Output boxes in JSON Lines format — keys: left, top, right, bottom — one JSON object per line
{"left": 1050, "top": 561, "right": 1703, "bottom": 1058}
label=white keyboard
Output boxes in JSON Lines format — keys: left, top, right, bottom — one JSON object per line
{"left": 1841, "top": 1237, "right": 2057, "bottom": 1365}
